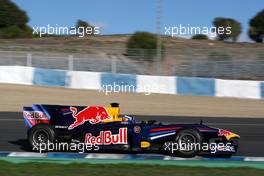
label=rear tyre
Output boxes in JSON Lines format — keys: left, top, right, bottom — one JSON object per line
{"left": 174, "top": 129, "right": 203, "bottom": 158}
{"left": 28, "top": 124, "right": 56, "bottom": 151}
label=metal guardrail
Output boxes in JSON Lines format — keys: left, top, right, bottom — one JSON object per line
{"left": 0, "top": 49, "right": 264, "bottom": 80}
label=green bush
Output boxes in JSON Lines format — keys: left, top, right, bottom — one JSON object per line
{"left": 126, "top": 31, "right": 165, "bottom": 61}
{"left": 0, "top": 0, "right": 32, "bottom": 38}
{"left": 213, "top": 17, "right": 242, "bottom": 42}
{"left": 75, "top": 19, "right": 96, "bottom": 36}
{"left": 248, "top": 9, "right": 264, "bottom": 43}
{"left": 0, "top": 0, "right": 29, "bottom": 28}
{"left": 0, "top": 25, "right": 32, "bottom": 38}
{"left": 191, "top": 34, "right": 208, "bottom": 40}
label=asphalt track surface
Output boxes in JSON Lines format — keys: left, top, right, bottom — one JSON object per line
{"left": 0, "top": 112, "right": 263, "bottom": 157}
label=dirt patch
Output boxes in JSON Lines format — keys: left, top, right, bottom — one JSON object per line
{"left": 1, "top": 83, "right": 264, "bottom": 118}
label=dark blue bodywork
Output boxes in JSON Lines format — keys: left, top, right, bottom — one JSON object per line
{"left": 23, "top": 104, "right": 239, "bottom": 156}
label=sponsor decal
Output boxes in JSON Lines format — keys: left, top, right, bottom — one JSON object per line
{"left": 85, "top": 128, "right": 127, "bottom": 145}
{"left": 149, "top": 127, "right": 181, "bottom": 133}
{"left": 68, "top": 106, "right": 112, "bottom": 130}
{"left": 218, "top": 129, "right": 231, "bottom": 137}
{"left": 55, "top": 125, "right": 68, "bottom": 129}
{"left": 150, "top": 131, "right": 176, "bottom": 140}
{"left": 134, "top": 126, "right": 141, "bottom": 133}
{"left": 23, "top": 111, "right": 49, "bottom": 126}
{"left": 218, "top": 129, "right": 239, "bottom": 140}
{"left": 23, "top": 111, "right": 47, "bottom": 120}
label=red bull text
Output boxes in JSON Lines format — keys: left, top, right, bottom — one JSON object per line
{"left": 23, "top": 111, "right": 49, "bottom": 126}
{"left": 85, "top": 128, "right": 127, "bottom": 145}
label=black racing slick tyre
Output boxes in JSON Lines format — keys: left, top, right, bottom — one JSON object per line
{"left": 27, "top": 124, "right": 56, "bottom": 151}
{"left": 174, "top": 129, "right": 203, "bottom": 158}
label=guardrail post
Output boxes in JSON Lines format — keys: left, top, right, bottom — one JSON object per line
{"left": 68, "top": 55, "right": 73, "bottom": 71}
{"left": 26, "top": 53, "right": 32, "bottom": 67}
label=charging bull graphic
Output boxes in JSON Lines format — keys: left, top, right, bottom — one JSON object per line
{"left": 68, "top": 106, "right": 112, "bottom": 130}
{"left": 218, "top": 129, "right": 231, "bottom": 136}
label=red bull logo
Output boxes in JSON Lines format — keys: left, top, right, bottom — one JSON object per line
{"left": 218, "top": 129, "right": 240, "bottom": 140}
{"left": 85, "top": 128, "right": 127, "bottom": 145}
{"left": 218, "top": 129, "right": 232, "bottom": 136}
{"left": 68, "top": 106, "right": 112, "bottom": 130}
{"left": 218, "top": 129, "right": 232, "bottom": 138}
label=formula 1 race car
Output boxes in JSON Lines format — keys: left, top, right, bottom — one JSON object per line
{"left": 23, "top": 103, "right": 240, "bottom": 158}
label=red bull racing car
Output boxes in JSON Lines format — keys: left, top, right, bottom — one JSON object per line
{"left": 23, "top": 103, "right": 240, "bottom": 158}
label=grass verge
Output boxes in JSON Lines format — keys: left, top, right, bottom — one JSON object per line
{"left": 0, "top": 160, "right": 264, "bottom": 176}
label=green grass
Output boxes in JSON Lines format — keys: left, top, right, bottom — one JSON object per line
{"left": 0, "top": 161, "right": 263, "bottom": 176}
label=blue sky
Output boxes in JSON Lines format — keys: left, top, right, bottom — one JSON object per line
{"left": 13, "top": 0, "right": 264, "bottom": 41}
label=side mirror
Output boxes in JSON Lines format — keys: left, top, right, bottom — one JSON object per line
{"left": 110, "top": 102, "right": 119, "bottom": 107}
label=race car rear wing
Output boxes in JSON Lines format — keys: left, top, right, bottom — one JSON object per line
{"left": 23, "top": 105, "right": 50, "bottom": 128}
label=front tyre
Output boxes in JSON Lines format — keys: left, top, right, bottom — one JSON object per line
{"left": 174, "top": 129, "right": 203, "bottom": 158}
{"left": 28, "top": 124, "right": 56, "bottom": 151}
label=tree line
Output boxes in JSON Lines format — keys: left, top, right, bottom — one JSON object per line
{"left": 0, "top": 0, "right": 263, "bottom": 43}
